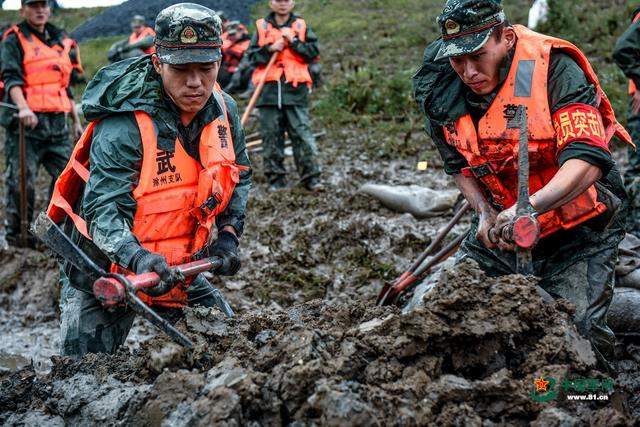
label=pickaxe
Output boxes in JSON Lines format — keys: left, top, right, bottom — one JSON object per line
{"left": 0, "top": 102, "right": 28, "bottom": 247}
{"left": 32, "top": 213, "right": 234, "bottom": 348}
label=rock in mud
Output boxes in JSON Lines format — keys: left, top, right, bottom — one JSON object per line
{"left": 1, "top": 259, "right": 636, "bottom": 425}
{"left": 359, "top": 183, "right": 459, "bottom": 218}
{"left": 609, "top": 287, "right": 640, "bottom": 334}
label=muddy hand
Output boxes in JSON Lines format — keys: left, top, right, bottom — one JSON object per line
{"left": 18, "top": 107, "right": 38, "bottom": 129}
{"left": 477, "top": 208, "right": 498, "bottom": 249}
{"left": 491, "top": 207, "right": 517, "bottom": 252}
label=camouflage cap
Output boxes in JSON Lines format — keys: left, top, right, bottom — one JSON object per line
{"left": 225, "top": 20, "right": 242, "bottom": 35}
{"left": 435, "top": 0, "right": 506, "bottom": 61}
{"left": 131, "top": 15, "right": 146, "bottom": 24}
{"left": 154, "top": 3, "right": 223, "bottom": 65}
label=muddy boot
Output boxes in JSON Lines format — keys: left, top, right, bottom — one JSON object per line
{"left": 303, "top": 177, "right": 324, "bottom": 192}
{"left": 268, "top": 176, "right": 287, "bottom": 192}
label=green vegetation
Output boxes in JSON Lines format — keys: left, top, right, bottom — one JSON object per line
{"left": 2, "top": 1, "right": 637, "bottom": 155}
{"left": 538, "top": 0, "right": 640, "bottom": 126}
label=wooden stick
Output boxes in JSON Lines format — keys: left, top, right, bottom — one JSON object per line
{"left": 241, "top": 52, "right": 278, "bottom": 126}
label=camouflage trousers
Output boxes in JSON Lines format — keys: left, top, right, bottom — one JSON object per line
{"left": 59, "top": 272, "right": 226, "bottom": 358}
{"left": 259, "top": 105, "right": 320, "bottom": 184}
{"left": 624, "top": 111, "right": 640, "bottom": 237}
{"left": 456, "top": 216, "right": 625, "bottom": 372}
{"left": 3, "top": 114, "right": 71, "bottom": 243}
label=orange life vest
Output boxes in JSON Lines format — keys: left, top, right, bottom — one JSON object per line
{"left": 129, "top": 26, "right": 156, "bottom": 55}
{"left": 443, "top": 25, "right": 632, "bottom": 238}
{"left": 251, "top": 17, "right": 313, "bottom": 88}
{"left": 223, "top": 38, "right": 250, "bottom": 73}
{"left": 47, "top": 90, "right": 244, "bottom": 308}
{"left": 7, "top": 25, "right": 73, "bottom": 113}
{"left": 628, "top": 12, "right": 640, "bottom": 95}
{"left": 62, "top": 37, "right": 85, "bottom": 75}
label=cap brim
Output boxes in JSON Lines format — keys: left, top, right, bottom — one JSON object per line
{"left": 435, "top": 27, "right": 493, "bottom": 61}
{"left": 156, "top": 47, "right": 222, "bottom": 65}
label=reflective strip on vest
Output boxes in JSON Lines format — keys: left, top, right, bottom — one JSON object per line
{"left": 10, "top": 26, "right": 73, "bottom": 113}
{"left": 251, "top": 17, "right": 313, "bottom": 88}
{"left": 47, "top": 90, "right": 242, "bottom": 308}
{"left": 443, "top": 24, "right": 632, "bottom": 238}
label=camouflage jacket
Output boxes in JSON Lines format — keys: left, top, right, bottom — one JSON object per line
{"left": 413, "top": 39, "right": 624, "bottom": 201}
{"left": 79, "top": 56, "right": 252, "bottom": 269}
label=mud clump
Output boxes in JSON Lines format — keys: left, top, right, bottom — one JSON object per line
{"left": 2, "top": 259, "right": 637, "bottom": 425}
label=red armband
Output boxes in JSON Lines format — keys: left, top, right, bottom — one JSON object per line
{"left": 552, "top": 103, "right": 609, "bottom": 153}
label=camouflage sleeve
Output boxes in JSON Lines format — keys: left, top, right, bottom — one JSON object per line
{"left": 289, "top": 25, "right": 319, "bottom": 63}
{"left": 216, "top": 92, "right": 252, "bottom": 237}
{"left": 547, "top": 51, "right": 614, "bottom": 175}
{"left": 247, "top": 30, "right": 271, "bottom": 67}
{"left": 124, "top": 36, "right": 154, "bottom": 52}
{"left": 0, "top": 32, "right": 25, "bottom": 94}
{"left": 83, "top": 113, "right": 144, "bottom": 268}
{"left": 614, "top": 19, "right": 640, "bottom": 88}
{"left": 426, "top": 118, "right": 469, "bottom": 175}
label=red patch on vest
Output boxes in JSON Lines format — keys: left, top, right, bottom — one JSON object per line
{"left": 552, "top": 103, "right": 608, "bottom": 153}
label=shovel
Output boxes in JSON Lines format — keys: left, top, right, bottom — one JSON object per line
{"left": 377, "top": 201, "right": 470, "bottom": 306}
{"left": 32, "top": 213, "right": 233, "bottom": 348}
{"left": 241, "top": 51, "right": 278, "bottom": 126}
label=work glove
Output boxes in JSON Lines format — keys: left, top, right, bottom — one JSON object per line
{"left": 193, "top": 230, "right": 241, "bottom": 276}
{"left": 129, "top": 249, "right": 184, "bottom": 296}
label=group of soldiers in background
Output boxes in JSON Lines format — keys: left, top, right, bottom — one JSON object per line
{"left": 0, "top": 0, "right": 324, "bottom": 251}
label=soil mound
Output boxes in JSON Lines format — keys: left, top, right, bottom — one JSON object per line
{"left": 2, "top": 259, "right": 638, "bottom": 425}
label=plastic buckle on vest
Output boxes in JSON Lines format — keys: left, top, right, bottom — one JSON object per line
{"left": 468, "top": 163, "right": 494, "bottom": 178}
{"left": 199, "top": 192, "right": 223, "bottom": 217}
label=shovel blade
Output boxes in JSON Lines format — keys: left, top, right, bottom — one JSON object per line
{"left": 31, "top": 212, "right": 106, "bottom": 280}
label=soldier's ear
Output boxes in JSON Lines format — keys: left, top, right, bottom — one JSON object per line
{"left": 151, "top": 54, "right": 163, "bottom": 74}
{"left": 503, "top": 27, "right": 516, "bottom": 50}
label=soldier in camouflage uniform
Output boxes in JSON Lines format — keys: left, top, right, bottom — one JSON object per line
{"left": 414, "top": 0, "right": 631, "bottom": 371}
{"left": 54, "top": 4, "right": 252, "bottom": 357}
{"left": 247, "top": 0, "right": 322, "bottom": 191}
{"left": 614, "top": 7, "right": 640, "bottom": 237}
{"left": 0, "top": 0, "right": 83, "bottom": 247}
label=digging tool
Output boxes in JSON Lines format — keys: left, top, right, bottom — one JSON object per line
{"left": 496, "top": 107, "right": 554, "bottom": 304}
{"left": 241, "top": 52, "right": 278, "bottom": 126}
{"left": 0, "top": 102, "right": 28, "bottom": 247}
{"left": 19, "top": 120, "right": 28, "bottom": 247}
{"left": 377, "top": 231, "right": 469, "bottom": 306}
{"left": 502, "top": 106, "right": 540, "bottom": 276}
{"left": 377, "top": 200, "right": 470, "bottom": 306}
{"left": 32, "top": 213, "right": 233, "bottom": 348}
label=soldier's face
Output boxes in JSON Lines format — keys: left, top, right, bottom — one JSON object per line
{"left": 270, "top": 0, "right": 295, "bottom": 15}
{"left": 21, "top": 2, "right": 51, "bottom": 28}
{"left": 152, "top": 56, "right": 220, "bottom": 114}
{"left": 449, "top": 27, "right": 516, "bottom": 95}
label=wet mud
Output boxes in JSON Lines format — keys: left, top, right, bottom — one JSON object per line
{"left": 0, "top": 119, "right": 638, "bottom": 425}
{"left": 2, "top": 259, "right": 639, "bottom": 425}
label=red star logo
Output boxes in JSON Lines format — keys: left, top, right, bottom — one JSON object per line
{"left": 534, "top": 377, "right": 549, "bottom": 393}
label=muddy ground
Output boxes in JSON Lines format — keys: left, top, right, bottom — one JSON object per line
{"left": 0, "top": 117, "right": 638, "bottom": 425}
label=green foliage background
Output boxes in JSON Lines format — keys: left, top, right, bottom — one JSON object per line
{"left": 0, "top": 0, "right": 637, "bottom": 155}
